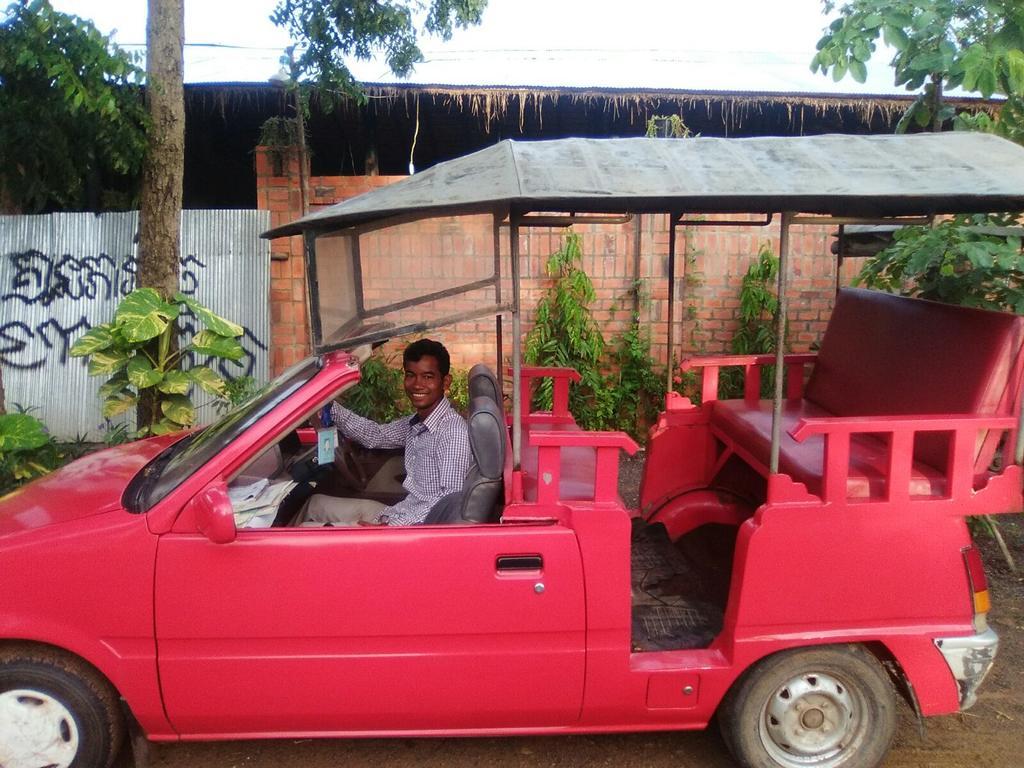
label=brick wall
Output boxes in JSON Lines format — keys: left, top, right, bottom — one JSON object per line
{"left": 256, "top": 147, "right": 855, "bottom": 377}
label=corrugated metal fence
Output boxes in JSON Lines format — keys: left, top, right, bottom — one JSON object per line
{"left": 0, "top": 210, "right": 270, "bottom": 439}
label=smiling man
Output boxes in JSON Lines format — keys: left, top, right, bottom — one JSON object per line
{"left": 299, "top": 339, "right": 471, "bottom": 527}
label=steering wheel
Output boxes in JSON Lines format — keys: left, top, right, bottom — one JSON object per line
{"left": 333, "top": 439, "right": 368, "bottom": 492}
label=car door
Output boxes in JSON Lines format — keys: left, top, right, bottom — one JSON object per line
{"left": 154, "top": 520, "right": 585, "bottom": 735}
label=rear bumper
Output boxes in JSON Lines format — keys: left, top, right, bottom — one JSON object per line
{"left": 934, "top": 628, "right": 999, "bottom": 710}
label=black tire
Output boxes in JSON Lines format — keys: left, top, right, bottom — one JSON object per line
{"left": 718, "top": 644, "right": 897, "bottom": 768}
{"left": 0, "top": 645, "right": 125, "bottom": 768}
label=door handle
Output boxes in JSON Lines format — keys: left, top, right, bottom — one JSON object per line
{"left": 496, "top": 554, "right": 543, "bottom": 572}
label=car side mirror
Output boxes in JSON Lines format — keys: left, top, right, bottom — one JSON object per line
{"left": 190, "top": 483, "right": 236, "bottom": 544}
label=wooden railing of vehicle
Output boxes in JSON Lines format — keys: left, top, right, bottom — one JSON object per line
{"left": 515, "top": 366, "right": 582, "bottom": 423}
{"left": 527, "top": 430, "right": 639, "bottom": 505}
{"left": 681, "top": 353, "right": 818, "bottom": 404}
{"left": 790, "top": 414, "right": 1018, "bottom": 506}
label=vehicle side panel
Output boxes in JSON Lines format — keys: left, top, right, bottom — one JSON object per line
{"left": 155, "top": 523, "right": 586, "bottom": 735}
{"left": 0, "top": 513, "right": 170, "bottom": 734}
{"left": 724, "top": 504, "right": 969, "bottom": 714}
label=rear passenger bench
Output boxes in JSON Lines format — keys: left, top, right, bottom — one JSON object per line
{"left": 688, "top": 288, "right": 1024, "bottom": 506}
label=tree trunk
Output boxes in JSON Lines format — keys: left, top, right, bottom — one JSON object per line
{"left": 137, "top": 0, "right": 184, "bottom": 429}
{"left": 138, "top": 0, "right": 184, "bottom": 300}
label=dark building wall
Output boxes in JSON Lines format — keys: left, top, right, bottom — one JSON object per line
{"left": 186, "top": 83, "right": 970, "bottom": 210}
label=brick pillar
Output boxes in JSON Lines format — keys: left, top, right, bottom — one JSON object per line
{"left": 255, "top": 146, "right": 405, "bottom": 376}
{"left": 256, "top": 145, "right": 311, "bottom": 376}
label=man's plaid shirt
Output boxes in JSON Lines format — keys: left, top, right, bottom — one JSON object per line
{"left": 329, "top": 398, "right": 471, "bottom": 525}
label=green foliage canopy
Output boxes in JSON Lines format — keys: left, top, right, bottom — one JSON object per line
{"left": 341, "top": 353, "right": 411, "bottom": 422}
{"left": 812, "top": 0, "right": 1024, "bottom": 135}
{"left": 0, "top": 0, "right": 147, "bottom": 212}
{"left": 524, "top": 233, "right": 665, "bottom": 439}
{"left": 270, "top": 0, "right": 487, "bottom": 104}
{"left": 718, "top": 245, "right": 783, "bottom": 400}
{"left": 525, "top": 232, "right": 617, "bottom": 431}
{"left": 856, "top": 214, "right": 1024, "bottom": 311}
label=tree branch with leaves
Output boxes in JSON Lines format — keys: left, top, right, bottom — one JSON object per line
{"left": 270, "top": 0, "right": 487, "bottom": 105}
{"left": 0, "top": 0, "right": 147, "bottom": 212}
{"left": 812, "top": 0, "right": 1024, "bottom": 136}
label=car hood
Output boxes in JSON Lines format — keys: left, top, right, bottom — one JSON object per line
{"left": 0, "top": 434, "right": 183, "bottom": 535}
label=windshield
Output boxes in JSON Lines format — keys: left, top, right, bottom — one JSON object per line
{"left": 125, "top": 357, "right": 322, "bottom": 512}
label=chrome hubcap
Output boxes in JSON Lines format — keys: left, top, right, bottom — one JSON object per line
{"left": 0, "top": 689, "right": 80, "bottom": 768}
{"left": 759, "top": 672, "right": 859, "bottom": 767}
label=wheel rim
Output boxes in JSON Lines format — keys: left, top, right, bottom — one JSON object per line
{"left": 758, "top": 671, "right": 865, "bottom": 767}
{"left": 0, "top": 688, "right": 80, "bottom": 768}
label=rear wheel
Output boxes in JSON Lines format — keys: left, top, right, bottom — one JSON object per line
{"left": 719, "top": 645, "right": 896, "bottom": 768}
{"left": 0, "top": 646, "right": 125, "bottom": 768}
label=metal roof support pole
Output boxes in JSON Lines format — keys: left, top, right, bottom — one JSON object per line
{"left": 1017, "top": 230, "right": 1024, "bottom": 467}
{"left": 665, "top": 216, "right": 679, "bottom": 393}
{"left": 835, "top": 224, "right": 845, "bottom": 296}
{"left": 493, "top": 215, "right": 504, "bottom": 391}
{"left": 632, "top": 214, "right": 643, "bottom": 316}
{"left": 1015, "top": 386, "right": 1024, "bottom": 466}
{"left": 352, "top": 235, "right": 365, "bottom": 318}
{"left": 770, "top": 211, "right": 794, "bottom": 474}
{"left": 303, "top": 231, "right": 322, "bottom": 347}
{"left": 510, "top": 214, "right": 523, "bottom": 470}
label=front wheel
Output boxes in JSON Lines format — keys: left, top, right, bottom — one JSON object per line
{"left": 0, "top": 646, "right": 125, "bottom": 768}
{"left": 719, "top": 644, "right": 897, "bottom": 768}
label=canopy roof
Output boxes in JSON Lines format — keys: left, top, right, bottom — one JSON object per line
{"left": 264, "top": 132, "right": 1024, "bottom": 238}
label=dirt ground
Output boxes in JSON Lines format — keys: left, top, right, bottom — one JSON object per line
{"left": 132, "top": 457, "right": 1024, "bottom": 768}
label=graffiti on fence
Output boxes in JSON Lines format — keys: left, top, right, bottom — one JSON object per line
{"left": 1, "top": 249, "right": 267, "bottom": 375}
{"left": 0, "top": 316, "right": 91, "bottom": 371}
{"left": 1, "top": 250, "right": 211, "bottom": 306}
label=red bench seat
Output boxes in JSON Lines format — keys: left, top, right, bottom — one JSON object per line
{"left": 706, "top": 288, "right": 1024, "bottom": 502}
{"left": 712, "top": 399, "right": 947, "bottom": 499}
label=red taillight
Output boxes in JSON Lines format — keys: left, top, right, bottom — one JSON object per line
{"left": 963, "top": 546, "right": 991, "bottom": 616}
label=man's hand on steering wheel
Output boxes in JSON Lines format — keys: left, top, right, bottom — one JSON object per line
{"left": 332, "top": 440, "right": 368, "bottom": 491}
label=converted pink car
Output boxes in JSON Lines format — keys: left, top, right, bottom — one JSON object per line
{"left": 3, "top": 133, "right": 1022, "bottom": 768}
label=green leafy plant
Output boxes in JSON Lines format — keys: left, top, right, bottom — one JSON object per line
{"left": 525, "top": 232, "right": 617, "bottom": 430}
{"left": 69, "top": 288, "right": 244, "bottom": 437}
{"left": 100, "top": 420, "right": 132, "bottom": 447}
{"left": 213, "top": 375, "right": 261, "bottom": 415}
{"left": 341, "top": 352, "right": 411, "bottom": 422}
{"left": 732, "top": 244, "right": 781, "bottom": 355}
{"left": 258, "top": 116, "right": 303, "bottom": 149}
{"left": 721, "top": 244, "right": 783, "bottom": 399}
{"left": 447, "top": 368, "right": 470, "bottom": 416}
{"left": 0, "top": 410, "right": 62, "bottom": 495}
{"left": 256, "top": 116, "right": 309, "bottom": 175}
{"left": 607, "top": 281, "right": 666, "bottom": 441}
{"left": 645, "top": 115, "right": 693, "bottom": 138}
{"left": 856, "top": 215, "right": 1024, "bottom": 311}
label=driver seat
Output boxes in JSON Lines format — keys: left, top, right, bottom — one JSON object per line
{"left": 423, "top": 395, "right": 506, "bottom": 524}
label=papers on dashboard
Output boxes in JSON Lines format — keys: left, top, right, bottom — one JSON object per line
{"left": 230, "top": 479, "right": 297, "bottom": 528}
{"left": 228, "top": 478, "right": 268, "bottom": 506}
{"left": 234, "top": 508, "right": 279, "bottom": 529}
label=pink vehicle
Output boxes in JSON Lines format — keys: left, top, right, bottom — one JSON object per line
{"left": 3, "top": 133, "right": 1024, "bottom": 768}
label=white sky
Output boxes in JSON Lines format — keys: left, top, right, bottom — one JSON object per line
{"left": 48, "top": 0, "right": 910, "bottom": 95}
